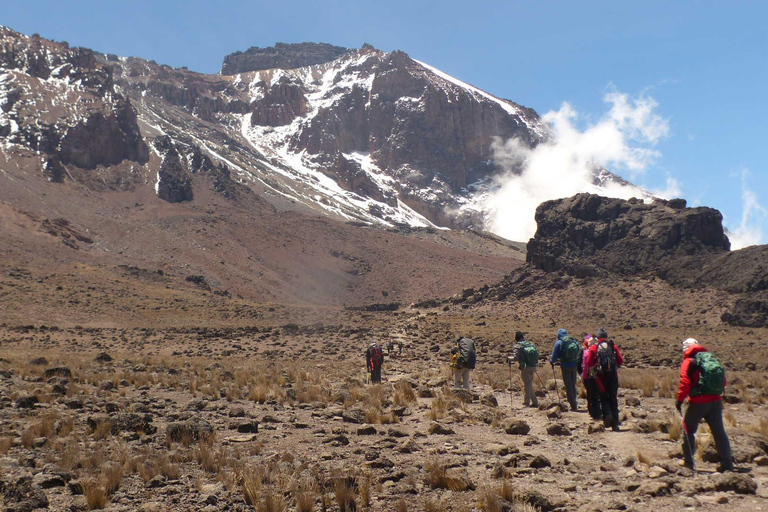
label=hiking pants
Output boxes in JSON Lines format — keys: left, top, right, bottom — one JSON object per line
{"left": 454, "top": 368, "right": 470, "bottom": 390}
{"left": 599, "top": 372, "right": 620, "bottom": 428}
{"left": 521, "top": 367, "right": 538, "bottom": 407}
{"left": 561, "top": 366, "right": 578, "bottom": 410}
{"left": 683, "top": 400, "right": 733, "bottom": 470}
{"left": 584, "top": 378, "right": 602, "bottom": 419}
{"left": 370, "top": 366, "right": 382, "bottom": 384}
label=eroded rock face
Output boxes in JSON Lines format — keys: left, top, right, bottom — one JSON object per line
{"left": 526, "top": 194, "right": 730, "bottom": 277}
{"left": 221, "top": 42, "right": 352, "bottom": 74}
{"left": 250, "top": 77, "right": 308, "bottom": 127}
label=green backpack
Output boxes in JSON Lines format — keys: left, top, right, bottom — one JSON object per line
{"left": 691, "top": 352, "right": 725, "bottom": 396}
{"left": 561, "top": 336, "right": 582, "bottom": 364}
{"left": 519, "top": 341, "right": 539, "bottom": 368}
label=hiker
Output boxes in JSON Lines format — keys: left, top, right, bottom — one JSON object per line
{"left": 510, "top": 331, "right": 539, "bottom": 408}
{"left": 582, "top": 334, "right": 602, "bottom": 420}
{"left": 450, "top": 347, "right": 459, "bottom": 382}
{"left": 676, "top": 338, "right": 733, "bottom": 472}
{"left": 550, "top": 328, "right": 581, "bottom": 411}
{"left": 585, "top": 327, "right": 623, "bottom": 430}
{"left": 453, "top": 336, "right": 476, "bottom": 390}
{"left": 386, "top": 339, "right": 395, "bottom": 355}
{"left": 366, "top": 340, "right": 384, "bottom": 384}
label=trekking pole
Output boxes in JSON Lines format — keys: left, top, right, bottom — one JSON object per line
{"left": 508, "top": 363, "right": 514, "bottom": 409}
{"left": 680, "top": 410, "right": 696, "bottom": 473}
{"left": 535, "top": 370, "right": 547, "bottom": 395}
{"left": 551, "top": 363, "right": 563, "bottom": 409}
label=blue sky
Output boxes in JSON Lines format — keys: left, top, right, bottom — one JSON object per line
{"left": 4, "top": 1, "right": 767, "bottom": 247}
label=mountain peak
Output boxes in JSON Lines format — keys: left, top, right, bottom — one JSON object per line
{"left": 220, "top": 42, "right": 353, "bottom": 74}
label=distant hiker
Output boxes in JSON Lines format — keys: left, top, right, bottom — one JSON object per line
{"left": 510, "top": 331, "right": 539, "bottom": 408}
{"left": 386, "top": 339, "right": 395, "bottom": 355}
{"left": 582, "top": 334, "right": 602, "bottom": 420}
{"left": 398, "top": 341, "right": 402, "bottom": 355}
{"left": 366, "top": 340, "right": 384, "bottom": 384}
{"left": 550, "top": 328, "right": 581, "bottom": 411}
{"left": 453, "top": 337, "right": 476, "bottom": 390}
{"left": 585, "top": 327, "right": 623, "bottom": 430}
{"left": 450, "top": 347, "right": 459, "bottom": 382}
{"left": 676, "top": 338, "right": 733, "bottom": 472}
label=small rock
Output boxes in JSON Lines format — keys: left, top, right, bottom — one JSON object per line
{"left": 29, "top": 357, "right": 49, "bottom": 366}
{"left": 480, "top": 394, "right": 498, "bottom": 407}
{"left": 342, "top": 408, "right": 366, "bottom": 424}
{"left": 713, "top": 472, "right": 757, "bottom": 494}
{"left": 504, "top": 419, "right": 530, "bottom": 435}
{"left": 43, "top": 366, "right": 72, "bottom": 379}
{"left": 428, "top": 422, "right": 455, "bottom": 435}
{"left": 529, "top": 455, "right": 551, "bottom": 468}
{"left": 588, "top": 423, "right": 605, "bottom": 434}
{"left": 647, "top": 466, "right": 668, "bottom": 479}
{"left": 236, "top": 421, "right": 259, "bottom": 434}
{"left": 625, "top": 397, "right": 641, "bottom": 407}
{"left": 16, "top": 395, "right": 39, "bottom": 409}
{"left": 228, "top": 407, "right": 246, "bottom": 418}
{"left": 546, "top": 423, "right": 571, "bottom": 436}
{"left": 753, "top": 455, "right": 768, "bottom": 466}
{"left": 357, "top": 425, "right": 377, "bottom": 435}
{"left": 94, "top": 352, "right": 113, "bottom": 363}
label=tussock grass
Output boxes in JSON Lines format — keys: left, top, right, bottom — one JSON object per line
{"left": 424, "top": 458, "right": 471, "bottom": 491}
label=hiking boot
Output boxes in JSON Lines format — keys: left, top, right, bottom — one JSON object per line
{"left": 603, "top": 415, "right": 613, "bottom": 428}
{"left": 716, "top": 464, "right": 734, "bottom": 473}
{"left": 612, "top": 425, "right": 620, "bottom": 432}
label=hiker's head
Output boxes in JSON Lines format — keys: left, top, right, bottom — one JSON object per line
{"left": 515, "top": 331, "right": 525, "bottom": 342}
{"left": 451, "top": 347, "right": 458, "bottom": 355}
{"left": 596, "top": 327, "right": 608, "bottom": 339}
{"left": 682, "top": 338, "right": 699, "bottom": 353}
{"left": 583, "top": 335, "right": 593, "bottom": 348}
{"left": 557, "top": 328, "right": 567, "bottom": 340}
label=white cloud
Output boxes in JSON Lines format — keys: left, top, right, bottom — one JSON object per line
{"left": 480, "top": 89, "right": 671, "bottom": 242}
{"left": 725, "top": 169, "right": 767, "bottom": 250}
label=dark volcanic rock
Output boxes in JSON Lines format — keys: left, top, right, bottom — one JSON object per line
{"left": 167, "top": 418, "right": 214, "bottom": 443}
{"left": 526, "top": 194, "right": 730, "bottom": 277}
{"left": 2, "top": 476, "right": 49, "bottom": 512}
{"left": 153, "top": 136, "right": 194, "bottom": 203}
{"left": 221, "top": 42, "right": 352, "bottom": 74}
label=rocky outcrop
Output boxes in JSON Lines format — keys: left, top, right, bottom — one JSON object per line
{"left": 58, "top": 97, "right": 149, "bottom": 169}
{"left": 250, "top": 77, "right": 308, "bottom": 127}
{"left": 221, "top": 42, "right": 352, "bottom": 74}
{"left": 526, "top": 194, "right": 730, "bottom": 277}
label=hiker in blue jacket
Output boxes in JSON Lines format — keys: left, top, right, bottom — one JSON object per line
{"left": 550, "top": 328, "right": 581, "bottom": 411}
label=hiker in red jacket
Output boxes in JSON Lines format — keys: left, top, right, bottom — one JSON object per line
{"left": 584, "top": 328, "right": 623, "bottom": 431}
{"left": 676, "top": 338, "right": 733, "bottom": 472}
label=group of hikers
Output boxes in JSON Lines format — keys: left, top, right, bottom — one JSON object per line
{"left": 365, "top": 327, "right": 734, "bottom": 472}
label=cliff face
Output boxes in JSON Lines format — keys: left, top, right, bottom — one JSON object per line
{"left": 220, "top": 42, "right": 352, "bottom": 74}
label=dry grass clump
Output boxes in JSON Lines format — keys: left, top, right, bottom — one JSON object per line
{"left": 0, "top": 436, "right": 13, "bottom": 454}
{"left": 621, "top": 369, "right": 677, "bottom": 398}
{"left": 427, "top": 394, "right": 448, "bottom": 421}
{"left": 746, "top": 417, "right": 768, "bottom": 436}
{"left": 667, "top": 413, "right": 683, "bottom": 441}
{"left": 393, "top": 379, "right": 417, "bottom": 406}
{"left": 21, "top": 411, "right": 63, "bottom": 448}
{"left": 333, "top": 477, "right": 357, "bottom": 512}
{"left": 424, "top": 458, "right": 471, "bottom": 491}
{"left": 81, "top": 478, "right": 108, "bottom": 510}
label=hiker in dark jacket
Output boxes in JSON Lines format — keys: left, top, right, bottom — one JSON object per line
{"left": 676, "top": 338, "right": 733, "bottom": 471}
{"left": 585, "top": 327, "right": 623, "bottom": 430}
{"left": 510, "top": 331, "right": 539, "bottom": 408}
{"left": 550, "top": 328, "right": 580, "bottom": 411}
{"left": 366, "top": 341, "right": 384, "bottom": 384}
{"left": 453, "top": 337, "right": 476, "bottom": 390}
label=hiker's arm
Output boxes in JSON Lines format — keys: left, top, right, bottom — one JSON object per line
{"left": 614, "top": 345, "right": 624, "bottom": 367}
{"left": 676, "top": 358, "right": 694, "bottom": 402}
{"left": 549, "top": 340, "right": 561, "bottom": 365}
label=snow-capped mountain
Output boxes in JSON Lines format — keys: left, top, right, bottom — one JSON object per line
{"left": 0, "top": 26, "right": 628, "bottom": 232}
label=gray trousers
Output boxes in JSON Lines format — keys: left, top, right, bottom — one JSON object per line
{"left": 521, "top": 367, "right": 538, "bottom": 407}
{"left": 683, "top": 400, "right": 733, "bottom": 470}
{"left": 454, "top": 368, "right": 470, "bottom": 389}
{"left": 561, "top": 366, "right": 578, "bottom": 410}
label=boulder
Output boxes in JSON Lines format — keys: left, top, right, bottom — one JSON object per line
{"left": 504, "top": 420, "right": 530, "bottom": 435}
{"left": 713, "top": 472, "right": 757, "bottom": 494}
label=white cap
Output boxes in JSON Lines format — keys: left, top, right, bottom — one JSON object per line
{"left": 682, "top": 338, "right": 699, "bottom": 352}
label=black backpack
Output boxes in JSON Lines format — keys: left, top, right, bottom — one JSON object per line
{"left": 596, "top": 341, "right": 617, "bottom": 373}
{"left": 457, "top": 337, "right": 476, "bottom": 369}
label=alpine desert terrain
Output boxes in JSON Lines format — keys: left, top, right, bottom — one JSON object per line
{"left": 1, "top": 26, "right": 767, "bottom": 512}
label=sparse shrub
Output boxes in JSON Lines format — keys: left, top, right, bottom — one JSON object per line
{"left": 242, "top": 467, "right": 263, "bottom": 506}
{"left": 82, "top": 478, "right": 107, "bottom": 510}
{"left": 424, "top": 458, "right": 471, "bottom": 491}
{"left": 0, "top": 436, "right": 13, "bottom": 454}
{"left": 636, "top": 450, "right": 652, "bottom": 465}
{"left": 393, "top": 380, "right": 416, "bottom": 405}
{"left": 333, "top": 477, "right": 357, "bottom": 512}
